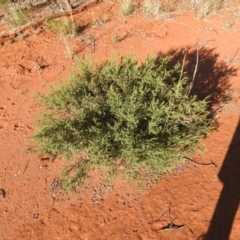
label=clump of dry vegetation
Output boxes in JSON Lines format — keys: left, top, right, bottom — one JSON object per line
{"left": 190, "top": 0, "right": 224, "bottom": 18}
{"left": 145, "top": 0, "right": 238, "bottom": 18}
{"left": 119, "top": 0, "right": 138, "bottom": 15}
{"left": 46, "top": 17, "right": 77, "bottom": 36}
{"left": 1, "top": 1, "right": 30, "bottom": 27}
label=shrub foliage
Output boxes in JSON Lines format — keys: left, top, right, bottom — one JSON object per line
{"left": 32, "top": 55, "right": 212, "bottom": 189}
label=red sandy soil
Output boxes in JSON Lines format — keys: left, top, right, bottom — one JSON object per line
{"left": 1, "top": 2, "right": 240, "bottom": 240}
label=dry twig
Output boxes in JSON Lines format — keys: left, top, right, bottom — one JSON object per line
{"left": 159, "top": 202, "right": 184, "bottom": 231}
{"left": 183, "top": 156, "right": 217, "bottom": 167}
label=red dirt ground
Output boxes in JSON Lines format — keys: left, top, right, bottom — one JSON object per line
{"left": 1, "top": 2, "right": 240, "bottom": 240}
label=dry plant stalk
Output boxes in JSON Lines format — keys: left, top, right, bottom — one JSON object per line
{"left": 57, "top": 0, "right": 75, "bottom": 57}
{"left": 175, "top": 50, "right": 188, "bottom": 98}
{"left": 188, "top": 44, "right": 199, "bottom": 95}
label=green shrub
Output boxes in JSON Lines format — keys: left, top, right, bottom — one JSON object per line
{"left": 32, "top": 55, "right": 212, "bottom": 190}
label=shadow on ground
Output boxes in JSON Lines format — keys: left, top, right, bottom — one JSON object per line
{"left": 159, "top": 46, "right": 240, "bottom": 239}
{"left": 198, "top": 119, "right": 240, "bottom": 240}
{"left": 203, "top": 119, "right": 240, "bottom": 240}
{"left": 157, "top": 46, "right": 237, "bottom": 117}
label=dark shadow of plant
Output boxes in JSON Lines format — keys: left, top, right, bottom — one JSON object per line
{"left": 157, "top": 46, "right": 238, "bottom": 123}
